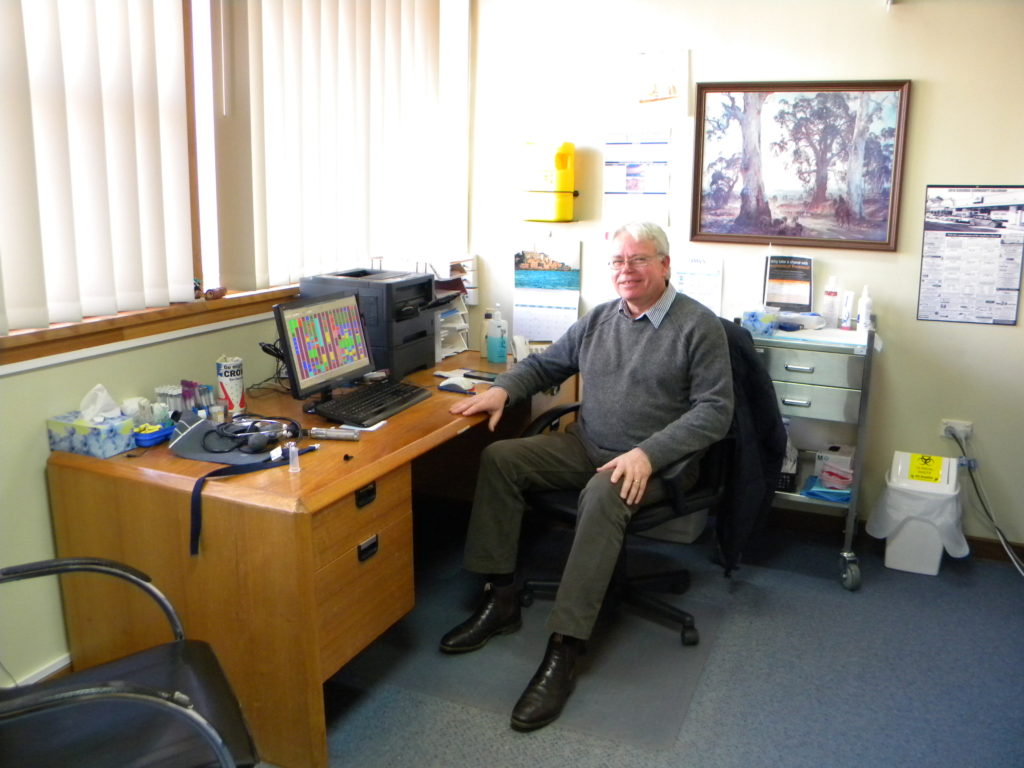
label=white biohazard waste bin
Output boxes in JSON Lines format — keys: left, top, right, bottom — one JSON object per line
{"left": 867, "top": 452, "right": 968, "bottom": 575}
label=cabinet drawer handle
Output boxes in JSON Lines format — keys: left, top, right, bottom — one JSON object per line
{"left": 355, "top": 482, "right": 377, "bottom": 508}
{"left": 782, "top": 397, "right": 812, "bottom": 408}
{"left": 358, "top": 535, "right": 380, "bottom": 562}
{"left": 784, "top": 364, "right": 815, "bottom": 373}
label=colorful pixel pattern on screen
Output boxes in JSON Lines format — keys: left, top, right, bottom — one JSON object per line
{"left": 288, "top": 304, "right": 370, "bottom": 384}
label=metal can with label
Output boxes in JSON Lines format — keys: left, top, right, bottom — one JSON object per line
{"left": 216, "top": 355, "right": 246, "bottom": 415}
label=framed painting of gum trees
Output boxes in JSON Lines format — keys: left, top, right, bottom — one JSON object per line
{"left": 691, "top": 80, "right": 910, "bottom": 251}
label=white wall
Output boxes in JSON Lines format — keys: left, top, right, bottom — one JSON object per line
{"left": 469, "top": 0, "right": 1024, "bottom": 546}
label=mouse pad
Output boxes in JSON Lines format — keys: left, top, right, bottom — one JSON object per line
{"left": 330, "top": 528, "right": 722, "bottom": 750}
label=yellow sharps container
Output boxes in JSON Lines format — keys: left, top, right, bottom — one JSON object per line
{"left": 524, "top": 142, "right": 575, "bottom": 222}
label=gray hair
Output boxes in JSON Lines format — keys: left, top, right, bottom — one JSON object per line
{"left": 612, "top": 222, "right": 670, "bottom": 256}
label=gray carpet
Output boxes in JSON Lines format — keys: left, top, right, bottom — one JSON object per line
{"left": 319, "top": 514, "right": 1024, "bottom": 768}
{"left": 331, "top": 524, "right": 722, "bottom": 750}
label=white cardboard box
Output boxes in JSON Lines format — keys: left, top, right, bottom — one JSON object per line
{"left": 814, "top": 444, "right": 854, "bottom": 475}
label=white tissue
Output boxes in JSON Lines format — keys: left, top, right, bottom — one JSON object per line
{"left": 121, "top": 396, "right": 149, "bottom": 417}
{"left": 79, "top": 384, "right": 122, "bottom": 422}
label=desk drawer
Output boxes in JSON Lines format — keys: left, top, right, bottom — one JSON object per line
{"left": 312, "top": 464, "right": 411, "bottom": 570}
{"left": 315, "top": 509, "right": 414, "bottom": 679}
{"left": 760, "top": 346, "right": 863, "bottom": 388}
{"left": 774, "top": 382, "right": 861, "bottom": 423}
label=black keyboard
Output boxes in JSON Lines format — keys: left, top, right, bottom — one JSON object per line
{"left": 313, "top": 380, "right": 432, "bottom": 428}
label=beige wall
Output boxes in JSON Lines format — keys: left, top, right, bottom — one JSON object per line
{"left": 469, "top": 0, "right": 1023, "bottom": 546}
{"left": 0, "top": 318, "right": 279, "bottom": 682}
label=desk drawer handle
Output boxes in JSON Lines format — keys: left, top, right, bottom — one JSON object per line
{"left": 358, "top": 535, "right": 379, "bottom": 562}
{"left": 784, "top": 363, "right": 815, "bottom": 373}
{"left": 782, "top": 397, "right": 812, "bottom": 408}
{"left": 355, "top": 482, "right": 377, "bottom": 508}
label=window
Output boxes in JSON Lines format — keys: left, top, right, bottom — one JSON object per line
{"left": 0, "top": 0, "right": 471, "bottom": 336}
{"left": 0, "top": 0, "right": 193, "bottom": 334}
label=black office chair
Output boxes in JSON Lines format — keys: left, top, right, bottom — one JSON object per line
{"left": 517, "top": 403, "right": 733, "bottom": 647}
{"left": 0, "top": 558, "right": 258, "bottom": 768}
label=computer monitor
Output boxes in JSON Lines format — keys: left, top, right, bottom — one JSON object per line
{"left": 273, "top": 292, "right": 375, "bottom": 405}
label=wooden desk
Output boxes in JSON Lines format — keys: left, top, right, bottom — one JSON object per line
{"left": 47, "top": 354, "right": 519, "bottom": 768}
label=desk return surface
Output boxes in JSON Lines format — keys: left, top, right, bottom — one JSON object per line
{"left": 46, "top": 359, "right": 507, "bottom": 768}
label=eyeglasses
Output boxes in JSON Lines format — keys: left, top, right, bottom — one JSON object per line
{"left": 608, "top": 255, "right": 660, "bottom": 271}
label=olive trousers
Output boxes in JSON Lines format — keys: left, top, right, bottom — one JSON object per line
{"left": 462, "top": 430, "right": 677, "bottom": 640}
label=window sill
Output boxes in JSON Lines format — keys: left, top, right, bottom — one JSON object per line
{"left": 0, "top": 286, "right": 298, "bottom": 368}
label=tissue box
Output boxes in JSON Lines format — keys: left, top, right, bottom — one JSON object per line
{"left": 47, "top": 411, "right": 135, "bottom": 459}
{"left": 815, "top": 444, "right": 855, "bottom": 475}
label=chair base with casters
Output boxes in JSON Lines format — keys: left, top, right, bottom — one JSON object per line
{"left": 516, "top": 404, "right": 731, "bottom": 648}
{"left": 520, "top": 513, "right": 702, "bottom": 646}
{"left": 0, "top": 557, "right": 258, "bottom": 768}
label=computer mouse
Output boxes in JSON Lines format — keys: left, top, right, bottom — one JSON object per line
{"left": 438, "top": 376, "right": 476, "bottom": 394}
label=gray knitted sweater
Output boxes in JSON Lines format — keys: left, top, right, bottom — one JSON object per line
{"left": 494, "top": 291, "right": 734, "bottom": 472}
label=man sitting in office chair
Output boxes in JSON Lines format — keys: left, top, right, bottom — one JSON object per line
{"left": 442, "top": 221, "right": 734, "bottom": 731}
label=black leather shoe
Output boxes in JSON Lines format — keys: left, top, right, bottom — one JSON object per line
{"left": 510, "top": 634, "right": 580, "bottom": 731}
{"left": 439, "top": 582, "right": 521, "bottom": 654}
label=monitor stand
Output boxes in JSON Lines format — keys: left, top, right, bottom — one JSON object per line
{"left": 303, "top": 389, "right": 334, "bottom": 414}
{"left": 303, "top": 379, "right": 364, "bottom": 414}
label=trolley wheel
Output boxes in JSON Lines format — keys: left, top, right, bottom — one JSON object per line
{"left": 681, "top": 626, "right": 700, "bottom": 646}
{"left": 841, "top": 561, "right": 861, "bottom": 591}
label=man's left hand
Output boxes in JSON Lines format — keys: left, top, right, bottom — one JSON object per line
{"left": 598, "top": 448, "right": 653, "bottom": 506}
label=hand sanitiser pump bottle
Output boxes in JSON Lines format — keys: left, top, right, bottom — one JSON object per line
{"left": 857, "top": 285, "right": 873, "bottom": 331}
{"left": 821, "top": 276, "right": 840, "bottom": 328}
{"left": 485, "top": 306, "right": 508, "bottom": 363}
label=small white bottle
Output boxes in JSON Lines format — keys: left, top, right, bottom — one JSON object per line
{"left": 839, "top": 290, "right": 855, "bottom": 330}
{"left": 480, "top": 310, "right": 493, "bottom": 352}
{"left": 485, "top": 305, "right": 508, "bottom": 363}
{"left": 820, "top": 276, "right": 840, "bottom": 329}
{"left": 856, "top": 285, "right": 873, "bottom": 331}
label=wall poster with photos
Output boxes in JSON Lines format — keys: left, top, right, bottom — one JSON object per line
{"left": 917, "top": 185, "right": 1023, "bottom": 325}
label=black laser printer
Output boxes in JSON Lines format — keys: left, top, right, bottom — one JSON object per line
{"left": 299, "top": 268, "right": 436, "bottom": 381}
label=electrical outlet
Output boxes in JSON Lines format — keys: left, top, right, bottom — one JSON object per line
{"left": 940, "top": 419, "right": 973, "bottom": 441}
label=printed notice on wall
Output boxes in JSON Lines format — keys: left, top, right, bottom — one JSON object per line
{"left": 602, "top": 131, "right": 671, "bottom": 226}
{"left": 918, "top": 185, "right": 1023, "bottom": 325}
{"left": 763, "top": 254, "right": 813, "bottom": 312}
{"left": 674, "top": 251, "right": 723, "bottom": 315}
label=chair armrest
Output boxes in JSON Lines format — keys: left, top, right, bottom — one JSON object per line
{"left": 0, "top": 681, "right": 236, "bottom": 768}
{"left": 0, "top": 557, "right": 184, "bottom": 641}
{"left": 522, "top": 402, "right": 581, "bottom": 437}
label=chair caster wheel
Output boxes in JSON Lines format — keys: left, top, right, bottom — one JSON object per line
{"left": 681, "top": 626, "right": 699, "bottom": 646}
{"left": 519, "top": 591, "right": 534, "bottom": 607}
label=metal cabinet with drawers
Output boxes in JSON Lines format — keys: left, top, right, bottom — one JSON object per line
{"left": 753, "top": 329, "right": 878, "bottom": 590}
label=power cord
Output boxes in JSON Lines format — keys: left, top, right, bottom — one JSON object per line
{"left": 946, "top": 428, "right": 1024, "bottom": 578}
{"left": 252, "top": 339, "right": 293, "bottom": 397}
{"left": 1, "top": 657, "right": 17, "bottom": 686}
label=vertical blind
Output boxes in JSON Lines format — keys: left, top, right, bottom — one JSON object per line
{"left": 0, "top": 0, "right": 194, "bottom": 334}
{"left": 231, "top": 0, "right": 471, "bottom": 289}
{"left": 0, "top": 0, "right": 470, "bottom": 335}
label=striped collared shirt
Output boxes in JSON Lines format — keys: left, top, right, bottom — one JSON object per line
{"left": 619, "top": 284, "right": 678, "bottom": 328}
